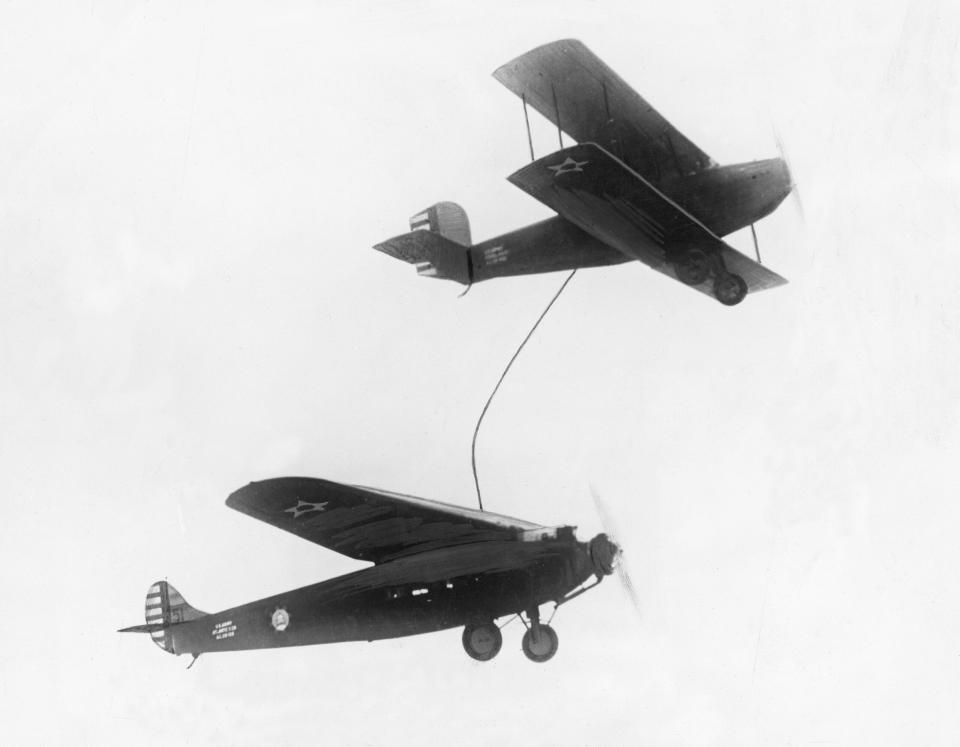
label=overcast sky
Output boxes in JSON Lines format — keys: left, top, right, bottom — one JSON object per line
{"left": 2, "top": 1, "right": 959, "bottom": 745}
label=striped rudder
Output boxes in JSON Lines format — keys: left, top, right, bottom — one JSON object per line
{"left": 409, "top": 202, "right": 472, "bottom": 246}
{"left": 143, "top": 580, "right": 207, "bottom": 653}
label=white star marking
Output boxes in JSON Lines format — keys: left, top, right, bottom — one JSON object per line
{"left": 284, "top": 499, "right": 330, "bottom": 519}
{"left": 547, "top": 157, "right": 589, "bottom": 176}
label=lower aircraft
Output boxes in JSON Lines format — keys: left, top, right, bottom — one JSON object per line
{"left": 375, "top": 39, "right": 797, "bottom": 306}
{"left": 120, "top": 477, "right": 631, "bottom": 664}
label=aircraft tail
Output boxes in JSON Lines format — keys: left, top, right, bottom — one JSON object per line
{"left": 118, "top": 580, "right": 207, "bottom": 654}
{"left": 408, "top": 202, "right": 471, "bottom": 246}
{"left": 373, "top": 202, "right": 473, "bottom": 285}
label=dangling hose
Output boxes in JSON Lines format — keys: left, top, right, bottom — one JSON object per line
{"left": 471, "top": 269, "right": 578, "bottom": 510}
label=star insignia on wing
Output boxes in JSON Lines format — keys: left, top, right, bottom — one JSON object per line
{"left": 284, "top": 499, "right": 330, "bottom": 519}
{"left": 547, "top": 157, "right": 589, "bottom": 176}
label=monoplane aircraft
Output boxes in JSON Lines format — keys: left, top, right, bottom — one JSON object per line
{"left": 375, "top": 39, "right": 795, "bottom": 305}
{"left": 120, "top": 477, "right": 628, "bottom": 664}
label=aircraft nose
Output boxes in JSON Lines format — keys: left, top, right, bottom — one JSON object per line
{"left": 588, "top": 533, "right": 621, "bottom": 577}
{"left": 776, "top": 157, "right": 793, "bottom": 195}
{"left": 754, "top": 157, "right": 793, "bottom": 212}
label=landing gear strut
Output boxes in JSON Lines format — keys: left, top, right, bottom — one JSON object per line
{"left": 462, "top": 621, "right": 502, "bottom": 661}
{"left": 521, "top": 607, "right": 559, "bottom": 663}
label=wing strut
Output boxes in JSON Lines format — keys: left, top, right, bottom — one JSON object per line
{"left": 522, "top": 94, "right": 536, "bottom": 162}
{"left": 750, "top": 223, "right": 762, "bottom": 264}
{"left": 550, "top": 84, "right": 564, "bottom": 149}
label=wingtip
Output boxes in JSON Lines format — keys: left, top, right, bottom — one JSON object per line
{"left": 225, "top": 482, "right": 256, "bottom": 509}
{"left": 492, "top": 38, "right": 587, "bottom": 79}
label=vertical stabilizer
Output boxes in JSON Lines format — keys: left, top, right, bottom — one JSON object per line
{"left": 142, "top": 580, "right": 207, "bottom": 653}
{"left": 409, "top": 202, "right": 472, "bottom": 246}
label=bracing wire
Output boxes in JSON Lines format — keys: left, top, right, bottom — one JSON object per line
{"left": 471, "top": 269, "right": 578, "bottom": 510}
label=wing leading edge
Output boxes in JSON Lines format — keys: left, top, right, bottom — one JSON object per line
{"left": 226, "top": 478, "right": 548, "bottom": 564}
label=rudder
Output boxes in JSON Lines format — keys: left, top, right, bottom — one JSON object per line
{"left": 143, "top": 580, "right": 207, "bottom": 653}
{"left": 408, "top": 202, "right": 471, "bottom": 246}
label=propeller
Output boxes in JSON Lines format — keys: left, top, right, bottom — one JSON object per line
{"left": 589, "top": 484, "right": 642, "bottom": 613}
{"left": 773, "top": 125, "right": 805, "bottom": 223}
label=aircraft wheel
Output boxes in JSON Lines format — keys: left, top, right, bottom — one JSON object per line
{"left": 714, "top": 273, "right": 748, "bottom": 306}
{"left": 521, "top": 624, "right": 559, "bottom": 663}
{"left": 462, "top": 622, "right": 502, "bottom": 661}
{"left": 674, "top": 249, "right": 710, "bottom": 285}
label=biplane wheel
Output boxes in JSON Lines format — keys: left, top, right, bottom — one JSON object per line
{"left": 714, "top": 273, "right": 748, "bottom": 306}
{"left": 674, "top": 249, "right": 710, "bottom": 286}
{"left": 521, "top": 624, "right": 559, "bottom": 663}
{"left": 462, "top": 622, "right": 502, "bottom": 661}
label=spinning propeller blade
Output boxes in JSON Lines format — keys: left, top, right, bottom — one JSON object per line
{"left": 773, "top": 125, "right": 805, "bottom": 222}
{"left": 589, "top": 484, "right": 642, "bottom": 614}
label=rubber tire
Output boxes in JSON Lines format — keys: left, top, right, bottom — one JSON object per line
{"left": 462, "top": 622, "right": 502, "bottom": 662}
{"left": 521, "top": 624, "right": 559, "bottom": 663}
{"left": 714, "top": 273, "right": 748, "bottom": 306}
{"left": 674, "top": 249, "right": 710, "bottom": 286}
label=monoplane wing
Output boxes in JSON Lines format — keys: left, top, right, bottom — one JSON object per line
{"left": 493, "top": 39, "right": 714, "bottom": 183}
{"left": 226, "top": 477, "right": 548, "bottom": 564}
{"left": 508, "top": 142, "right": 787, "bottom": 297}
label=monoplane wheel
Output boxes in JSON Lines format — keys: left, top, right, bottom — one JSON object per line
{"left": 714, "top": 273, "right": 748, "bottom": 306}
{"left": 674, "top": 249, "right": 710, "bottom": 286}
{"left": 521, "top": 624, "right": 559, "bottom": 663}
{"left": 462, "top": 622, "right": 502, "bottom": 661}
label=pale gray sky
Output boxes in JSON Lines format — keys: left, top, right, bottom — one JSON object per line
{"left": 2, "top": 1, "right": 959, "bottom": 745}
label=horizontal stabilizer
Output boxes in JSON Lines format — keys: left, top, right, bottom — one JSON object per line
{"left": 118, "top": 622, "right": 166, "bottom": 634}
{"left": 374, "top": 231, "right": 472, "bottom": 285}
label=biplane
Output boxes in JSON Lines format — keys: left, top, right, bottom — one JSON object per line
{"left": 375, "top": 39, "right": 794, "bottom": 306}
{"left": 120, "top": 477, "right": 627, "bottom": 664}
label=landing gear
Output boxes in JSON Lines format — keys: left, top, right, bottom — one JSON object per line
{"left": 671, "top": 247, "right": 749, "bottom": 305}
{"left": 673, "top": 249, "right": 710, "bottom": 286}
{"left": 462, "top": 621, "right": 502, "bottom": 661}
{"left": 520, "top": 607, "right": 560, "bottom": 663}
{"left": 522, "top": 625, "right": 559, "bottom": 662}
{"left": 713, "top": 272, "right": 748, "bottom": 306}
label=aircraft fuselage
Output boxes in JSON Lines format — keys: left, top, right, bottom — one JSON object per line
{"left": 165, "top": 536, "right": 597, "bottom": 656}
{"left": 660, "top": 158, "right": 793, "bottom": 238}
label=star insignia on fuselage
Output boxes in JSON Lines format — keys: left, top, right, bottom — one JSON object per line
{"left": 548, "top": 156, "right": 589, "bottom": 176}
{"left": 284, "top": 499, "right": 329, "bottom": 519}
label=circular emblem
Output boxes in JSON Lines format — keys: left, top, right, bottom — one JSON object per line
{"left": 271, "top": 607, "right": 290, "bottom": 632}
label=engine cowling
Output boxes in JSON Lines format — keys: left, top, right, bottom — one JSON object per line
{"left": 588, "top": 533, "right": 621, "bottom": 578}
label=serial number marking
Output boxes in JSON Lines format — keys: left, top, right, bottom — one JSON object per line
{"left": 212, "top": 620, "right": 237, "bottom": 640}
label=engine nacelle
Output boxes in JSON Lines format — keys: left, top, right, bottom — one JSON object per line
{"left": 588, "top": 533, "right": 620, "bottom": 578}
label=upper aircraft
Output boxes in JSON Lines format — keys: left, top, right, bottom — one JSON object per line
{"left": 375, "top": 39, "right": 794, "bottom": 306}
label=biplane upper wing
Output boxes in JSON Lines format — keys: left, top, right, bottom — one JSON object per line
{"left": 493, "top": 39, "right": 715, "bottom": 183}
{"left": 508, "top": 142, "right": 787, "bottom": 296}
{"left": 226, "top": 477, "right": 548, "bottom": 564}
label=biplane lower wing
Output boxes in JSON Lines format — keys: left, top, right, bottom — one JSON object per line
{"left": 508, "top": 143, "right": 787, "bottom": 300}
{"left": 226, "top": 477, "right": 548, "bottom": 564}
